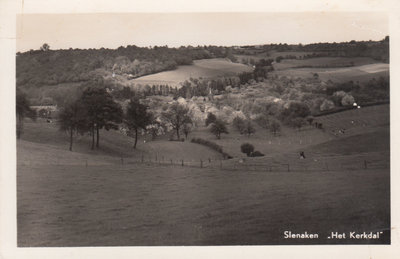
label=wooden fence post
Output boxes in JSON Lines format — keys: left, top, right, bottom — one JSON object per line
{"left": 286, "top": 164, "right": 290, "bottom": 172}
{"left": 170, "top": 159, "right": 173, "bottom": 165}
{"left": 121, "top": 157, "right": 124, "bottom": 165}
{"left": 200, "top": 159, "right": 203, "bottom": 168}
{"left": 141, "top": 154, "right": 144, "bottom": 163}
{"left": 181, "top": 160, "right": 184, "bottom": 167}
{"left": 364, "top": 160, "right": 367, "bottom": 169}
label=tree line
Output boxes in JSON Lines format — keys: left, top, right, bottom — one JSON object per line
{"left": 16, "top": 43, "right": 237, "bottom": 89}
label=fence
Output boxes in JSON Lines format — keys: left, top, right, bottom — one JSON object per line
{"left": 80, "top": 153, "right": 389, "bottom": 173}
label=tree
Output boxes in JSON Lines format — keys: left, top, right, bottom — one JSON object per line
{"left": 16, "top": 89, "right": 36, "bottom": 139}
{"left": 210, "top": 119, "right": 229, "bottom": 139}
{"left": 125, "top": 98, "right": 153, "bottom": 149}
{"left": 40, "top": 43, "right": 50, "bottom": 51}
{"left": 81, "top": 86, "right": 123, "bottom": 149}
{"left": 341, "top": 94, "right": 355, "bottom": 106}
{"left": 205, "top": 112, "right": 217, "bottom": 126}
{"left": 147, "top": 121, "right": 164, "bottom": 141}
{"left": 182, "top": 123, "right": 192, "bottom": 140}
{"left": 282, "top": 101, "right": 311, "bottom": 119}
{"left": 255, "top": 114, "right": 269, "bottom": 130}
{"left": 320, "top": 99, "right": 335, "bottom": 111}
{"left": 290, "top": 117, "right": 305, "bottom": 131}
{"left": 232, "top": 116, "right": 246, "bottom": 133}
{"left": 269, "top": 118, "right": 281, "bottom": 136}
{"left": 241, "top": 143, "right": 254, "bottom": 157}
{"left": 162, "top": 102, "right": 192, "bottom": 140}
{"left": 306, "top": 116, "right": 314, "bottom": 125}
{"left": 242, "top": 120, "right": 256, "bottom": 137}
{"left": 58, "top": 99, "right": 88, "bottom": 151}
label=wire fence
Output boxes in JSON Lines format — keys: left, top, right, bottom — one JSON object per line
{"left": 90, "top": 154, "right": 390, "bottom": 173}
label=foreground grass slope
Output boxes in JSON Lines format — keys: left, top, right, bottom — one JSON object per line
{"left": 18, "top": 163, "right": 389, "bottom": 245}
{"left": 17, "top": 104, "right": 390, "bottom": 245}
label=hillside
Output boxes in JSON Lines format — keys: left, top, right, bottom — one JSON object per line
{"left": 17, "top": 104, "right": 390, "bottom": 246}
{"left": 272, "top": 63, "right": 389, "bottom": 83}
{"left": 18, "top": 119, "right": 224, "bottom": 167}
{"left": 129, "top": 58, "right": 252, "bottom": 88}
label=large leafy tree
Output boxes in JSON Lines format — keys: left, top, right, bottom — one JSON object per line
{"left": 16, "top": 89, "right": 36, "bottom": 139}
{"left": 162, "top": 102, "right": 192, "bottom": 140}
{"left": 81, "top": 86, "right": 123, "bottom": 149}
{"left": 125, "top": 98, "right": 153, "bottom": 149}
{"left": 58, "top": 99, "right": 88, "bottom": 151}
{"left": 210, "top": 119, "right": 229, "bottom": 139}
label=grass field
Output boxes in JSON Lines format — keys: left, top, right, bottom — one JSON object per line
{"left": 17, "top": 105, "right": 390, "bottom": 246}
{"left": 272, "top": 63, "right": 389, "bottom": 83}
{"left": 17, "top": 163, "right": 389, "bottom": 246}
{"left": 131, "top": 58, "right": 252, "bottom": 87}
{"left": 272, "top": 57, "right": 378, "bottom": 70}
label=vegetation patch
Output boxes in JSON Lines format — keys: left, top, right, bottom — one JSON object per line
{"left": 191, "top": 138, "right": 232, "bottom": 159}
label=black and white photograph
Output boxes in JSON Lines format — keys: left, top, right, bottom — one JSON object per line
{"left": 1, "top": 0, "right": 400, "bottom": 258}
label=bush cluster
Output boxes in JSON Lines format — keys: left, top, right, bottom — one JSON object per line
{"left": 191, "top": 138, "right": 232, "bottom": 159}
{"left": 240, "top": 143, "right": 265, "bottom": 157}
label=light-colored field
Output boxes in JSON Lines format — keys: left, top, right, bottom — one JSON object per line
{"left": 272, "top": 63, "right": 389, "bottom": 83}
{"left": 17, "top": 105, "right": 390, "bottom": 246}
{"left": 131, "top": 58, "right": 253, "bottom": 87}
{"left": 273, "top": 57, "right": 378, "bottom": 70}
{"left": 235, "top": 51, "right": 324, "bottom": 62}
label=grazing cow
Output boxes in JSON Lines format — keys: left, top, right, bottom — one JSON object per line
{"left": 299, "top": 151, "right": 306, "bottom": 159}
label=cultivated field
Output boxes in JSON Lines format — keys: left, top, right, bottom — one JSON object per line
{"left": 131, "top": 58, "right": 253, "bottom": 87}
{"left": 17, "top": 104, "right": 390, "bottom": 245}
{"left": 272, "top": 63, "right": 389, "bottom": 83}
{"left": 272, "top": 57, "right": 378, "bottom": 70}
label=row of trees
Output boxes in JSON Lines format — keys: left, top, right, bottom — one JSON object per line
{"left": 59, "top": 87, "right": 124, "bottom": 151}
{"left": 58, "top": 85, "right": 198, "bottom": 151}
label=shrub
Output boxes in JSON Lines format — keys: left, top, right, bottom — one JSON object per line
{"left": 341, "top": 94, "right": 355, "bottom": 106}
{"left": 250, "top": 151, "right": 265, "bottom": 157}
{"left": 320, "top": 99, "right": 335, "bottom": 111}
{"left": 191, "top": 138, "right": 232, "bottom": 159}
{"left": 332, "top": 91, "right": 347, "bottom": 106}
{"left": 241, "top": 143, "right": 254, "bottom": 157}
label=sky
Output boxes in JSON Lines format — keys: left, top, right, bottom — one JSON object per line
{"left": 16, "top": 12, "right": 388, "bottom": 52}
